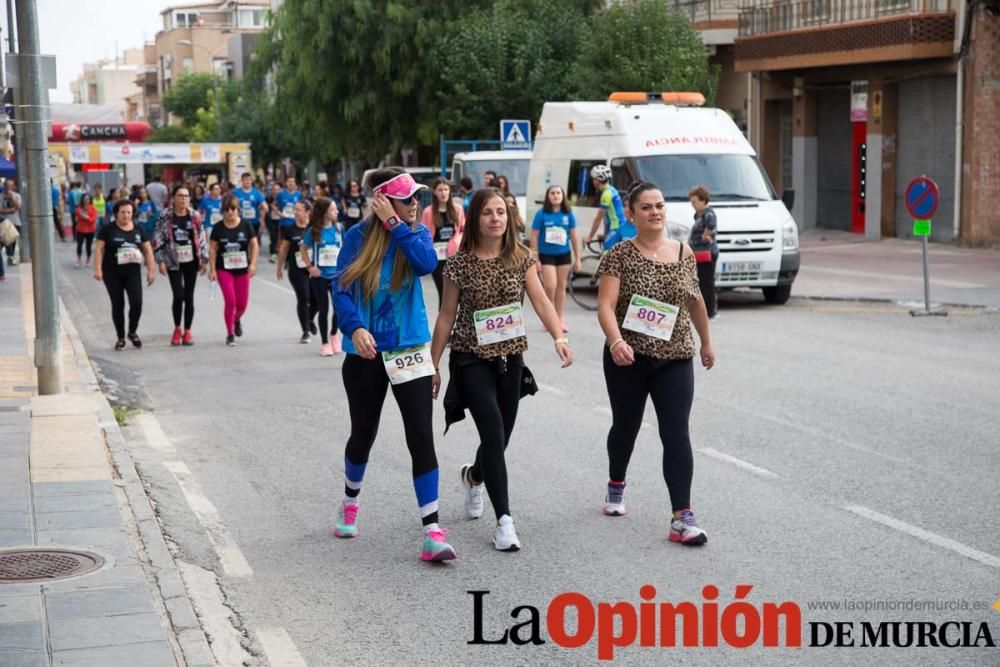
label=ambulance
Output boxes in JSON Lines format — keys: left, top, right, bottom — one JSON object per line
{"left": 526, "top": 92, "right": 800, "bottom": 304}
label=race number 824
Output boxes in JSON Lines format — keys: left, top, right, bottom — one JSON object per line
{"left": 485, "top": 315, "right": 515, "bottom": 331}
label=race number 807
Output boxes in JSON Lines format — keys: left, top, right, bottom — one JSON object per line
{"left": 636, "top": 308, "right": 668, "bottom": 324}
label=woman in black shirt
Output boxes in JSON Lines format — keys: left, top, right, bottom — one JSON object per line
{"left": 92, "top": 200, "right": 156, "bottom": 350}
{"left": 208, "top": 194, "right": 259, "bottom": 346}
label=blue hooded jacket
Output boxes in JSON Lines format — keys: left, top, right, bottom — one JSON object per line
{"left": 333, "top": 220, "right": 437, "bottom": 355}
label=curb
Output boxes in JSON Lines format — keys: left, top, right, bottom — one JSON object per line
{"left": 788, "top": 294, "right": 996, "bottom": 312}
{"left": 59, "top": 299, "right": 216, "bottom": 667}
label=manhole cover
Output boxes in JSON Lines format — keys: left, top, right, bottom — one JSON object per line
{"left": 0, "top": 549, "right": 105, "bottom": 583}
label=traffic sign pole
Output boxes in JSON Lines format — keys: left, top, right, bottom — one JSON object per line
{"left": 904, "top": 177, "right": 947, "bottom": 318}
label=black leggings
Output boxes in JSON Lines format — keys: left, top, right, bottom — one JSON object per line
{"left": 288, "top": 264, "right": 315, "bottom": 334}
{"left": 431, "top": 260, "right": 445, "bottom": 303}
{"left": 604, "top": 349, "right": 694, "bottom": 512}
{"left": 167, "top": 260, "right": 199, "bottom": 329}
{"left": 309, "top": 276, "right": 338, "bottom": 344}
{"left": 696, "top": 257, "right": 717, "bottom": 317}
{"left": 266, "top": 219, "right": 280, "bottom": 256}
{"left": 103, "top": 269, "right": 143, "bottom": 339}
{"left": 53, "top": 209, "right": 64, "bottom": 239}
{"left": 462, "top": 357, "right": 523, "bottom": 519}
{"left": 76, "top": 233, "right": 94, "bottom": 260}
{"left": 342, "top": 353, "right": 438, "bottom": 526}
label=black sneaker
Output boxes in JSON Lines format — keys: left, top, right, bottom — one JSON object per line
{"left": 308, "top": 321, "right": 318, "bottom": 335}
{"left": 114, "top": 339, "right": 126, "bottom": 351}
{"left": 299, "top": 332, "right": 311, "bottom": 344}
{"left": 234, "top": 320, "right": 243, "bottom": 337}
{"left": 127, "top": 333, "right": 142, "bottom": 349}
{"left": 226, "top": 334, "right": 236, "bottom": 347}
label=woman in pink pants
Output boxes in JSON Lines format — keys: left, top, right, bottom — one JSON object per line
{"left": 208, "top": 194, "right": 259, "bottom": 346}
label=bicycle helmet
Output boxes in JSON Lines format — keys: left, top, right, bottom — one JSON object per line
{"left": 590, "top": 164, "right": 612, "bottom": 182}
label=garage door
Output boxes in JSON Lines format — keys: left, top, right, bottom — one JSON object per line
{"left": 816, "top": 87, "right": 852, "bottom": 231}
{"left": 895, "top": 77, "right": 956, "bottom": 242}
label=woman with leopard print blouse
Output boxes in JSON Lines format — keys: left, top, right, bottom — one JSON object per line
{"left": 430, "top": 187, "right": 573, "bottom": 552}
{"left": 596, "top": 182, "right": 716, "bottom": 546}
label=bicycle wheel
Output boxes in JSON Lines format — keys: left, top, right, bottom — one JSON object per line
{"left": 568, "top": 253, "right": 602, "bottom": 312}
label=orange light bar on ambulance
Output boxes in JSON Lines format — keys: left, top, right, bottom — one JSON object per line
{"left": 609, "top": 91, "right": 706, "bottom": 106}
{"left": 609, "top": 92, "right": 655, "bottom": 103}
{"left": 661, "top": 92, "right": 705, "bottom": 106}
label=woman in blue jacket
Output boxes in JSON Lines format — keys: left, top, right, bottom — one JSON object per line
{"left": 332, "top": 167, "right": 457, "bottom": 563}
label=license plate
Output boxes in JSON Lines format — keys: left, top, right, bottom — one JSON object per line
{"left": 720, "top": 261, "right": 761, "bottom": 273}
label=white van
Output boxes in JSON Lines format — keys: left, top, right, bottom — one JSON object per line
{"left": 450, "top": 150, "right": 532, "bottom": 218}
{"left": 527, "top": 93, "right": 800, "bottom": 304}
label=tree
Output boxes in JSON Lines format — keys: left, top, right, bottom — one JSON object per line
{"left": 572, "top": 0, "right": 717, "bottom": 103}
{"left": 254, "top": 0, "right": 494, "bottom": 163}
{"left": 427, "top": 0, "right": 591, "bottom": 141}
{"left": 146, "top": 124, "right": 193, "bottom": 143}
{"left": 160, "top": 73, "right": 221, "bottom": 127}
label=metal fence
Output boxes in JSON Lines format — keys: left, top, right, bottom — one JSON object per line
{"left": 669, "top": 0, "right": 741, "bottom": 23}
{"left": 737, "top": 0, "right": 955, "bottom": 36}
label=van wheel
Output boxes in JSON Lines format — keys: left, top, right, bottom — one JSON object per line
{"left": 762, "top": 284, "right": 792, "bottom": 305}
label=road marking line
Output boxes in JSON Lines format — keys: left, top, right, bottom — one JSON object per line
{"left": 136, "top": 412, "right": 177, "bottom": 453}
{"left": 802, "top": 266, "right": 984, "bottom": 289}
{"left": 255, "top": 277, "right": 296, "bottom": 295}
{"left": 163, "top": 460, "right": 253, "bottom": 578}
{"left": 537, "top": 382, "right": 566, "bottom": 396}
{"left": 845, "top": 505, "right": 1000, "bottom": 570}
{"left": 698, "top": 448, "right": 779, "bottom": 478}
{"left": 257, "top": 627, "right": 308, "bottom": 667}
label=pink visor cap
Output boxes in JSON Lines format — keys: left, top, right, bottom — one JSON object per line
{"left": 372, "top": 173, "right": 428, "bottom": 200}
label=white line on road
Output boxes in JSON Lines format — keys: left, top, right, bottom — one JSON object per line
{"left": 163, "top": 460, "right": 254, "bottom": 578}
{"left": 537, "top": 382, "right": 566, "bottom": 396}
{"left": 845, "top": 505, "right": 1000, "bottom": 570}
{"left": 698, "top": 448, "right": 779, "bottom": 478}
{"left": 803, "top": 266, "right": 984, "bottom": 289}
{"left": 136, "top": 412, "right": 177, "bottom": 453}
{"left": 257, "top": 627, "right": 308, "bottom": 667}
{"left": 255, "top": 277, "right": 296, "bottom": 295}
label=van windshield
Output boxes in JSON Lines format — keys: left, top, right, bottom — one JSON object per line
{"left": 460, "top": 159, "right": 530, "bottom": 195}
{"left": 617, "top": 154, "right": 776, "bottom": 202}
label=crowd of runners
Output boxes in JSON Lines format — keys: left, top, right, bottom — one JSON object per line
{"left": 73, "top": 164, "right": 719, "bottom": 561}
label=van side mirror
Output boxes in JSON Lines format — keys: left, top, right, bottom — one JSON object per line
{"left": 781, "top": 189, "right": 795, "bottom": 212}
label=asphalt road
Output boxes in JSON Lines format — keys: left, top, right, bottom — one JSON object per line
{"left": 54, "top": 238, "right": 1000, "bottom": 666}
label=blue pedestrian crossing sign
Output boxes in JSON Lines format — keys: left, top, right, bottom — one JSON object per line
{"left": 500, "top": 120, "right": 532, "bottom": 151}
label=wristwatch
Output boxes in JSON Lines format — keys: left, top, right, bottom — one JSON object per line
{"left": 382, "top": 215, "right": 401, "bottom": 230}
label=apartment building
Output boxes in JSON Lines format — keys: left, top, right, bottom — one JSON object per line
{"left": 69, "top": 48, "right": 146, "bottom": 118}
{"left": 129, "top": 0, "right": 269, "bottom": 126}
{"left": 732, "top": 0, "right": 999, "bottom": 245}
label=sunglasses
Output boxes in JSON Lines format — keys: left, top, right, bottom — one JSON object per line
{"left": 395, "top": 194, "right": 419, "bottom": 205}
{"left": 224, "top": 206, "right": 239, "bottom": 211}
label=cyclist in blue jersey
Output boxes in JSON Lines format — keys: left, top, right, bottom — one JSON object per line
{"left": 584, "top": 164, "right": 626, "bottom": 250}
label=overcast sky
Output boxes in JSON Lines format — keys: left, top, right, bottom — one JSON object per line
{"left": 1, "top": 0, "right": 164, "bottom": 103}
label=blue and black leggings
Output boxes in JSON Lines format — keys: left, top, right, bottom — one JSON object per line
{"left": 341, "top": 353, "right": 439, "bottom": 526}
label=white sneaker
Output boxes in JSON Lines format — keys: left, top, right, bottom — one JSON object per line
{"left": 493, "top": 515, "right": 520, "bottom": 552}
{"left": 603, "top": 482, "right": 627, "bottom": 516}
{"left": 460, "top": 464, "right": 484, "bottom": 519}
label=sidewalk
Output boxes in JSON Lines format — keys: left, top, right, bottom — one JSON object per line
{"left": 795, "top": 229, "right": 1000, "bottom": 309}
{"left": 0, "top": 264, "right": 211, "bottom": 666}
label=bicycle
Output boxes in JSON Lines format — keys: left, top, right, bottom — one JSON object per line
{"left": 568, "top": 239, "right": 604, "bottom": 312}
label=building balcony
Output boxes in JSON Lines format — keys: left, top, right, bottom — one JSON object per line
{"left": 670, "top": 0, "right": 742, "bottom": 44}
{"left": 735, "top": 0, "right": 957, "bottom": 70}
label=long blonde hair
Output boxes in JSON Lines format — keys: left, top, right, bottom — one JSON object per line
{"left": 337, "top": 168, "right": 413, "bottom": 300}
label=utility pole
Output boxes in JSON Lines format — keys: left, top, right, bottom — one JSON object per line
{"left": 14, "top": 0, "right": 62, "bottom": 394}
{"left": 6, "top": 0, "right": 29, "bottom": 263}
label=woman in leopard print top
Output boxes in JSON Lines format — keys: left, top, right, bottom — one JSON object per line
{"left": 596, "top": 182, "right": 715, "bottom": 546}
{"left": 431, "top": 187, "right": 572, "bottom": 552}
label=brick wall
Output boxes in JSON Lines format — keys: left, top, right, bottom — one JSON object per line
{"left": 962, "top": 5, "right": 1000, "bottom": 246}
